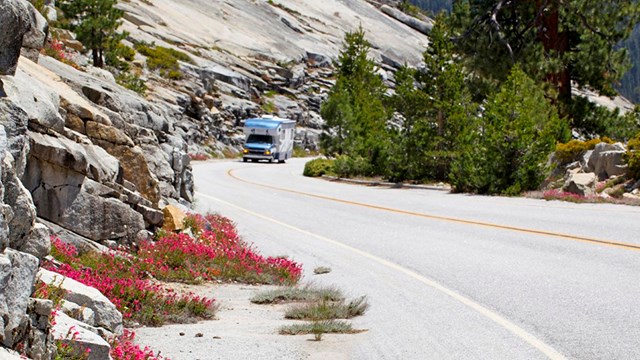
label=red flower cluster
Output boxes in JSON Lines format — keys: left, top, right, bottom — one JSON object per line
{"left": 543, "top": 189, "right": 588, "bottom": 202}
{"left": 138, "top": 213, "right": 303, "bottom": 285}
{"left": 188, "top": 153, "right": 210, "bottom": 161}
{"left": 111, "top": 329, "right": 165, "bottom": 360}
{"left": 47, "top": 237, "right": 215, "bottom": 326}
{"left": 44, "top": 212, "right": 303, "bottom": 359}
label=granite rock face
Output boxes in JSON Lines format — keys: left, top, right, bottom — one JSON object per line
{"left": 0, "top": 0, "right": 31, "bottom": 75}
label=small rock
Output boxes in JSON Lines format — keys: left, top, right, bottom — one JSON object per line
{"left": 562, "top": 172, "right": 596, "bottom": 196}
{"left": 195, "top": 333, "right": 203, "bottom": 338}
{"left": 162, "top": 204, "right": 187, "bottom": 231}
{"left": 179, "top": 332, "right": 185, "bottom": 336}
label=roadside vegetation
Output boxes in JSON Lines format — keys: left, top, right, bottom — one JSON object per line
{"left": 37, "top": 212, "right": 303, "bottom": 357}
{"left": 313, "top": 266, "right": 332, "bottom": 275}
{"left": 251, "top": 284, "right": 368, "bottom": 340}
{"left": 250, "top": 284, "right": 343, "bottom": 304}
{"left": 317, "top": 3, "right": 640, "bottom": 196}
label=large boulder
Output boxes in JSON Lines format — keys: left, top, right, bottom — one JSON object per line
{"left": 199, "top": 64, "right": 252, "bottom": 93}
{"left": 51, "top": 312, "right": 111, "bottom": 360}
{"left": 3, "top": 66, "right": 65, "bottom": 132}
{"left": 27, "top": 132, "right": 120, "bottom": 184}
{"left": 563, "top": 172, "right": 597, "bottom": 196}
{"left": 0, "top": 248, "right": 39, "bottom": 348}
{"left": 0, "top": 100, "right": 29, "bottom": 177}
{"left": 19, "top": 222, "right": 51, "bottom": 260}
{"left": 38, "top": 218, "right": 110, "bottom": 255}
{"left": 2, "top": 151, "right": 38, "bottom": 251}
{"left": 38, "top": 268, "right": 123, "bottom": 334}
{"left": 25, "top": 159, "right": 145, "bottom": 243}
{"left": 0, "top": 0, "right": 31, "bottom": 75}
{"left": 18, "top": 56, "right": 112, "bottom": 127}
{"left": 380, "top": 5, "right": 434, "bottom": 35}
{"left": 586, "top": 142, "right": 627, "bottom": 180}
{"left": 20, "top": 0, "right": 49, "bottom": 62}
{"left": 99, "top": 143, "right": 161, "bottom": 205}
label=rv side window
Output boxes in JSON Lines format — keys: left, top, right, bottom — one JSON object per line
{"left": 247, "top": 134, "right": 273, "bottom": 144}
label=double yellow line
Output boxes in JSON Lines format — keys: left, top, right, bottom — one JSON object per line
{"left": 227, "top": 168, "right": 640, "bottom": 252}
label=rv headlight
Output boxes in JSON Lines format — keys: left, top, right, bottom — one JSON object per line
{"left": 264, "top": 149, "right": 271, "bottom": 155}
{"left": 242, "top": 149, "right": 249, "bottom": 154}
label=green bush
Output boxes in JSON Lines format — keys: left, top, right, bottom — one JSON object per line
{"left": 332, "top": 155, "right": 371, "bottom": 178}
{"left": 105, "top": 43, "right": 136, "bottom": 71}
{"left": 303, "top": 158, "right": 334, "bottom": 177}
{"left": 135, "top": 43, "right": 192, "bottom": 79}
{"left": 116, "top": 72, "right": 147, "bottom": 95}
{"left": 626, "top": 133, "right": 640, "bottom": 179}
{"left": 554, "top": 138, "right": 612, "bottom": 164}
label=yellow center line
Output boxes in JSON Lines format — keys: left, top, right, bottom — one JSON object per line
{"left": 227, "top": 167, "right": 640, "bottom": 252}
{"left": 195, "top": 191, "right": 567, "bottom": 360}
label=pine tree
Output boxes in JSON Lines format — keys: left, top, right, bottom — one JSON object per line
{"left": 58, "top": 0, "right": 126, "bottom": 67}
{"left": 320, "top": 26, "right": 390, "bottom": 174}
{"left": 449, "top": 0, "right": 640, "bottom": 107}
{"left": 386, "top": 65, "right": 429, "bottom": 181}
{"left": 417, "top": 15, "right": 471, "bottom": 179}
{"left": 450, "top": 66, "right": 570, "bottom": 194}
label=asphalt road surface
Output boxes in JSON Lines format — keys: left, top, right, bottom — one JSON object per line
{"left": 192, "top": 158, "right": 640, "bottom": 360}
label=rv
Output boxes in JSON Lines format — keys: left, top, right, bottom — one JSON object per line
{"left": 242, "top": 117, "right": 295, "bottom": 163}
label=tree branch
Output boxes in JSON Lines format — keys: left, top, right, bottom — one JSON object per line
{"left": 489, "top": 0, "right": 515, "bottom": 62}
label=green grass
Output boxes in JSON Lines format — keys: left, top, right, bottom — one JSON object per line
{"left": 135, "top": 43, "right": 192, "bottom": 79}
{"left": 279, "top": 320, "right": 364, "bottom": 335}
{"left": 261, "top": 100, "right": 277, "bottom": 113}
{"left": 250, "top": 284, "right": 343, "bottom": 304}
{"left": 284, "top": 297, "right": 368, "bottom": 320}
{"left": 116, "top": 72, "right": 147, "bottom": 95}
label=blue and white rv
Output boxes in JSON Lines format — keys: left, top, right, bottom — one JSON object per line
{"left": 242, "top": 117, "right": 295, "bottom": 163}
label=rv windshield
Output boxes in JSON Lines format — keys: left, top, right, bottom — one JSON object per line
{"left": 246, "top": 134, "right": 273, "bottom": 144}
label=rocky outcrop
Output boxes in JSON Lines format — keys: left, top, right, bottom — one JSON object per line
{"left": 20, "top": 0, "right": 49, "bottom": 62}
{"left": 38, "top": 269, "right": 123, "bottom": 335}
{"left": 0, "top": 249, "right": 39, "bottom": 345}
{"left": 380, "top": 5, "right": 434, "bottom": 35}
{"left": 551, "top": 141, "right": 638, "bottom": 199}
{"left": 586, "top": 142, "right": 628, "bottom": 180}
{"left": 0, "top": 4, "right": 57, "bottom": 354}
{"left": 0, "top": 0, "right": 31, "bottom": 76}
{"left": 51, "top": 312, "right": 112, "bottom": 360}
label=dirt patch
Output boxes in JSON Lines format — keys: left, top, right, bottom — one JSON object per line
{"left": 134, "top": 283, "right": 361, "bottom": 360}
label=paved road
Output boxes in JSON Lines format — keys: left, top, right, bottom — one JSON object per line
{"left": 193, "top": 159, "right": 640, "bottom": 360}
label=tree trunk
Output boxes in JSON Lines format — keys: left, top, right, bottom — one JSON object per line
{"left": 536, "top": 0, "right": 571, "bottom": 104}
{"left": 92, "top": 48, "right": 99, "bottom": 67}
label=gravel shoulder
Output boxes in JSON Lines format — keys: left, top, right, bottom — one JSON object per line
{"left": 134, "top": 283, "right": 364, "bottom": 360}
